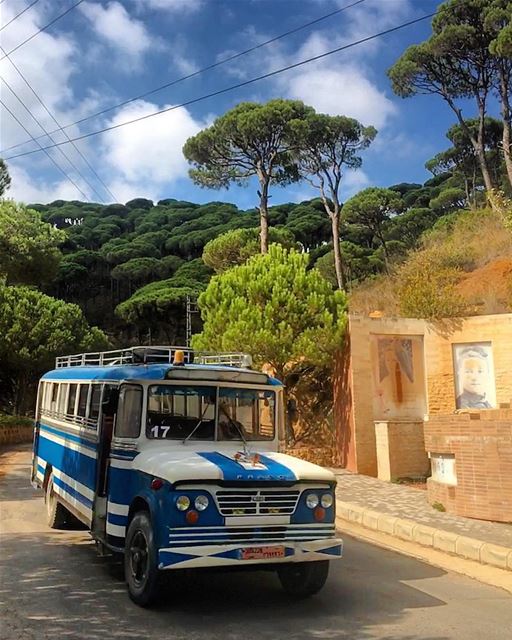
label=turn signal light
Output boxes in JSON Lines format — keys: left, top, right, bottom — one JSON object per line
{"left": 186, "top": 509, "right": 199, "bottom": 524}
{"left": 314, "top": 506, "right": 326, "bottom": 522}
{"left": 151, "top": 478, "right": 164, "bottom": 490}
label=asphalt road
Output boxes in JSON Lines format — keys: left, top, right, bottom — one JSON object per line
{"left": 1, "top": 446, "right": 511, "bottom": 640}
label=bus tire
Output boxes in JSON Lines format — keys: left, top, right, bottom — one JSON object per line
{"left": 124, "top": 512, "right": 160, "bottom": 607}
{"left": 277, "top": 560, "right": 330, "bottom": 598}
{"left": 45, "top": 474, "right": 68, "bottom": 529}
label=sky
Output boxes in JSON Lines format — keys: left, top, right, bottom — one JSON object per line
{"left": 0, "top": 0, "right": 500, "bottom": 208}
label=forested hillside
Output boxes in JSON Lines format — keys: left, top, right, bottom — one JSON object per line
{"left": 28, "top": 168, "right": 466, "bottom": 345}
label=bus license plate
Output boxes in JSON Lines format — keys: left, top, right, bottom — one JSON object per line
{"left": 240, "top": 546, "right": 285, "bottom": 560}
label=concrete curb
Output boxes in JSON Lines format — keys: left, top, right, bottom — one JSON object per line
{"left": 336, "top": 500, "right": 512, "bottom": 572}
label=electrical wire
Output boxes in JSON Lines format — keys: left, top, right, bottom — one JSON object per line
{"left": 0, "top": 0, "right": 39, "bottom": 32}
{"left": 0, "top": 0, "right": 85, "bottom": 60}
{"left": 1, "top": 98, "right": 89, "bottom": 199}
{"left": 3, "top": 11, "right": 437, "bottom": 162}
{"left": 1, "top": 78, "right": 97, "bottom": 202}
{"left": 1, "top": 0, "right": 368, "bottom": 154}
{"left": 1, "top": 46, "right": 118, "bottom": 202}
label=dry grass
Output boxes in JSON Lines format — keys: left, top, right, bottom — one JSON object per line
{"left": 349, "top": 207, "right": 512, "bottom": 318}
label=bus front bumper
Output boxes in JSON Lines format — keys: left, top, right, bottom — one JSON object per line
{"left": 157, "top": 537, "right": 343, "bottom": 570}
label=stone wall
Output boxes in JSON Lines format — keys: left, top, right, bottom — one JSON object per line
{"left": 375, "top": 420, "right": 430, "bottom": 482}
{"left": 424, "top": 410, "right": 512, "bottom": 522}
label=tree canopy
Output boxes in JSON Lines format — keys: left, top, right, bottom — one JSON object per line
{"left": 183, "top": 99, "right": 314, "bottom": 253}
{"left": 0, "top": 284, "right": 107, "bottom": 412}
{"left": 192, "top": 244, "right": 348, "bottom": 381}
{"left": 290, "top": 113, "right": 377, "bottom": 289}
{"left": 0, "top": 200, "right": 65, "bottom": 285}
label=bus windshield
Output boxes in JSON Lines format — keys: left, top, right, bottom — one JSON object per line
{"left": 146, "top": 385, "right": 275, "bottom": 441}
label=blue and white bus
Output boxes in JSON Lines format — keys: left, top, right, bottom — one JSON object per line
{"left": 32, "top": 346, "right": 342, "bottom": 606}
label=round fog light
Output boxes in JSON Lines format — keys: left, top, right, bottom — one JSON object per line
{"left": 321, "top": 493, "right": 333, "bottom": 508}
{"left": 176, "top": 495, "right": 190, "bottom": 511}
{"left": 195, "top": 495, "right": 209, "bottom": 511}
{"left": 306, "top": 493, "right": 319, "bottom": 509}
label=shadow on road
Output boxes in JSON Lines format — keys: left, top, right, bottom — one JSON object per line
{"left": 0, "top": 529, "right": 450, "bottom": 640}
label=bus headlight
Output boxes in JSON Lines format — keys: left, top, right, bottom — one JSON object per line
{"left": 194, "top": 495, "right": 209, "bottom": 511}
{"left": 321, "top": 493, "right": 333, "bottom": 508}
{"left": 306, "top": 493, "right": 319, "bottom": 509}
{"left": 176, "top": 495, "right": 190, "bottom": 511}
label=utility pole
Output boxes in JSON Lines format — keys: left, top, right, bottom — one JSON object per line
{"left": 185, "top": 295, "right": 199, "bottom": 346}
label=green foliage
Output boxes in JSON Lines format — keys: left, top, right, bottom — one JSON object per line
{"left": 0, "top": 158, "right": 11, "bottom": 196}
{"left": 0, "top": 284, "right": 108, "bottom": 412}
{"left": 0, "top": 200, "right": 65, "bottom": 285}
{"left": 183, "top": 99, "right": 313, "bottom": 189}
{"left": 202, "top": 227, "right": 296, "bottom": 273}
{"left": 184, "top": 99, "right": 315, "bottom": 252}
{"left": 343, "top": 188, "right": 404, "bottom": 269}
{"left": 388, "top": 0, "right": 512, "bottom": 194}
{"left": 192, "top": 245, "right": 348, "bottom": 381}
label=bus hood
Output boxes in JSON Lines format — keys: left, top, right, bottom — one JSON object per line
{"left": 133, "top": 449, "right": 335, "bottom": 485}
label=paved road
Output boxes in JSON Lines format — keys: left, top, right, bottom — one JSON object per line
{"left": 1, "top": 447, "right": 511, "bottom": 640}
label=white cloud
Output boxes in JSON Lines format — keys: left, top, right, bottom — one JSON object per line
{"left": 79, "top": 1, "right": 152, "bottom": 63}
{"left": 7, "top": 164, "right": 92, "bottom": 203}
{"left": 285, "top": 66, "right": 396, "bottom": 128}
{"left": 341, "top": 169, "right": 370, "bottom": 200}
{"left": 100, "top": 100, "right": 208, "bottom": 199}
{"left": 132, "top": 0, "right": 203, "bottom": 11}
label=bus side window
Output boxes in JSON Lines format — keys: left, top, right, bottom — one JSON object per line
{"left": 89, "top": 385, "right": 102, "bottom": 427}
{"left": 57, "top": 384, "right": 68, "bottom": 418}
{"left": 50, "top": 383, "right": 58, "bottom": 414}
{"left": 67, "top": 384, "right": 78, "bottom": 418}
{"left": 77, "top": 384, "right": 89, "bottom": 420}
{"left": 115, "top": 385, "right": 142, "bottom": 438}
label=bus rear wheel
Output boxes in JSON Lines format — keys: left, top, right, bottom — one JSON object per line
{"left": 125, "top": 512, "right": 160, "bottom": 607}
{"left": 277, "top": 561, "right": 330, "bottom": 598}
{"left": 45, "top": 474, "right": 68, "bottom": 529}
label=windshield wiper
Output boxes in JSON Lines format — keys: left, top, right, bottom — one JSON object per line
{"left": 219, "top": 405, "right": 249, "bottom": 453}
{"left": 182, "top": 402, "right": 213, "bottom": 444}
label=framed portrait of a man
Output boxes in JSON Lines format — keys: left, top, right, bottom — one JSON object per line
{"left": 452, "top": 342, "right": 496, "bottom": 410}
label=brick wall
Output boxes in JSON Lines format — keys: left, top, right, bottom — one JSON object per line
{"left": 335, "top": 313, "right": 512, "bottom": 477}
{"left": 424, "top": 315, "right": 512, "bottom": 414}
{"left": 375, "top": 421, "right": 430, "bottom": 482}
{"left": 0, "top": 425, "right": 34, "bottom": 446}
{"left": 424, "top": 410, "right": 512, "bottom": 522}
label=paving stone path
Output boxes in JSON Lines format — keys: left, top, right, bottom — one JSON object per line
{"left": 332, "top": 469, "right": 512, "bottom": 549}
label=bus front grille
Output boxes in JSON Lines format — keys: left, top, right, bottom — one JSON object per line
{"left": 215, "top": 489, "right": 300, "bottom": 516}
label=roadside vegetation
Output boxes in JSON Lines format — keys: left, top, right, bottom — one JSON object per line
{"left": 0, "top": 0, "right": 510, "bottom": 453}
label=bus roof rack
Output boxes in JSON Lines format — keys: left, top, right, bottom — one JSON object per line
{"left": 55, "top": 346, "right": 253, "bottom": 369}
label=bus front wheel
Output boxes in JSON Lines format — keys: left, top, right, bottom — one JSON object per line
{"left": 277, "top": 561, "right": 330, "bottom": 598}
{"left": 124, "top": 512, "right": 160, "bottom": 607}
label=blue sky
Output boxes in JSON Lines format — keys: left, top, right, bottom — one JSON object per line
{"left": 0, "top": 0, "right": 498, "bottom": 207}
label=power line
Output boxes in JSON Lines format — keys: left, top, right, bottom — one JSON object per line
{"left": 0, "top": 0, "right": 84, "bottom": 60}
{"left": 4, "top": 11, "right": 437, "bottom": 162}
{"left": 1, "top": 76, "right": 105, "bottom": 201}
{"left": 1, "top": 0, "right": 368, "bottom": 154}
{"left": 0, "top": 98, "right": 89, "bottom": 199}
{"left": 0, "top": 0, "right": 39, "bottom": 32}
{"left": 1, "top": 46, "right": 118, "bottom": 202}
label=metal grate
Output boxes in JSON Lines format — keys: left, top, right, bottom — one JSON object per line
{"left": 55, "top": 346, "right": 252, "bottom": 369}
{"left": 216, "top": 489, "right": 300, "bottom": 516}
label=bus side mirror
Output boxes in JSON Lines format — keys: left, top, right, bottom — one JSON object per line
{"left": 102, "top": 388, "right": 119, "bottom": 417}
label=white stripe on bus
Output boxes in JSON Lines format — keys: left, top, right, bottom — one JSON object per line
{"left": 107, "top": 501, "right": 130, "bottom": 516}
{"left": 39, "top": 427, "right": 96, "bottom": 459}
{"left": 106, "top": 522, "right": 126, "bottom": 537}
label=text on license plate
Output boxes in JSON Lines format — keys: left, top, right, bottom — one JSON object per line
{"left": 240, "top": 546, "right": 285, "bottom": 560}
